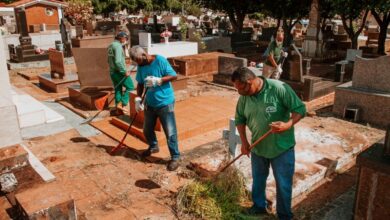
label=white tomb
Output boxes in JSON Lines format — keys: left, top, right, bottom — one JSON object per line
{"left": 139, "top": 32, "right": 198, "bottom": 58}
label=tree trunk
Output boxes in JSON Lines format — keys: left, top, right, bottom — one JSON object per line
{"left": 371, "top": 10, "right": 390, "bottom": 55}
{"left": 341, "top": 10, "right": 368, "bottom": 49}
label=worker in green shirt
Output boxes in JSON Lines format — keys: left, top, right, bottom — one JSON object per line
{"left": 263, "top": 31, "right": 288, "bottom": 79}
{"left": 232, "top": 67, "right": 306, "bottom": 220}
{"left": 108, "top": 32, "right": 134, "bottom": 114}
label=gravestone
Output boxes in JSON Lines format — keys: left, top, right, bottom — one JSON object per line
{"left": 68, "top": 48, "right": 114, "bottom": 109}
{"left": 8, "top": 10, "right": 48, "bottom": 63}
{"left": 38, "top": 50, "right": 78, "bottom": 93}
{"left": 213, "top": 56, "right": 248, "bottom": 86}
{"left": 75, "top": 25, "right": 84, "bottom": 39}
{"left": 95, "top": 21, "right": 120, "bottom": 35}
{"left": 60, "top": 19, "right": 72, "bottom": 57}
{"left": 333, "top": 56, "right": 390, "bottom": 127}
{"left": 303, "top": 0, "right": 323, "bottom": 58}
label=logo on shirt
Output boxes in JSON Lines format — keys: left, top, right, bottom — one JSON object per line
{"left": 265, "top": 105, "right": 277, "bottom": 113}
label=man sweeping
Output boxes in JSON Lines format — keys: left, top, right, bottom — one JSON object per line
{"left": 108, "top": 32, "right": 134, "bottom": 114}
{"left": 130, "top": 46, "right": 180, "bottom": 171}
{"left": 231, "top": 67, "right": 306, "bottom": 220}
{"left": 263, "top": 31, "right": 288, "bottom": 79}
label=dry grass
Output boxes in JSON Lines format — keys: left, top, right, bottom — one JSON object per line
{"left": 176, "top": 167, "right": 250, "bottom": 219}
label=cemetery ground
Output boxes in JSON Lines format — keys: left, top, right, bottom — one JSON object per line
{"left": 0, "top": 64, "right": 385, "bottom": 219}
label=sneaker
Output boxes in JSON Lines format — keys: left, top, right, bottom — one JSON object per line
{"left": 141, "top": 148, "right": 159, "bottom": 158}
{"left": 243, "top": 205, "right": 268, "bottom": 216}
{"left": 167, "top": 160, "right": 180, "bottom": 171}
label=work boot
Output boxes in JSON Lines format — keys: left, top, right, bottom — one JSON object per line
{"left": 141, "top": 148, "right": 159, "bottom": 158}
{"left": 242, "top": 205, "right": 269, "bottom": 216}
{"left": 167, "top": 160, "right": 180, "bottom": 171}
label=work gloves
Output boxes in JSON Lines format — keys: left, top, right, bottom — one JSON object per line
{"left": 282, "top": 51, "right": 288, "bottom": 58}
{"left": 145, "top": 76, "right": 162, "bottom": 88}
{"left": 135, "top": 97, "right": 144, "bottom": 113}
{"left": 277, "top": 65, "right": 283, "bottom": 74}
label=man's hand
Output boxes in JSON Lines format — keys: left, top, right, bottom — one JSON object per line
{"left": 277, "top": 65, "right": 283, "bottom": 74}
{"left": 125, "top": 71, "right": 131, "bottom": 77}
{"left": 145, "top": 76, "right": 162, "bottom": 88}
{"left": 134, "top": 97, "right": 144, "bottom": 113}
{"left": 241, "top": 140, "right": 251, "bottom": 157}
{"left": 270, "top": 120, "right": 293, "bottom": 133}
{"left": 282, "top": 51, "right": 288, "bottom": 58}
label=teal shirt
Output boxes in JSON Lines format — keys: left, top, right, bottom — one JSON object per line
{"left": 136, "top": 55, "right": 176, "bottom": 108}
{"left": 235, "top": 77, "right": 306, "bottom": 158}
{"left": 108, "top": 40, "right": 126, "bottom": 75}
{"left": 264, "top": 41, "right": 283, "bottom": 67}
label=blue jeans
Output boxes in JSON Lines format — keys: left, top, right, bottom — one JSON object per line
{"left": 251, "top": 148, "right": 295, "bottom": 220}
{"left": 143, "top": 103, "right": 180, "bottom": 160}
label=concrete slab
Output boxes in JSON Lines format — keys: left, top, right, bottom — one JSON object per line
{"left": 11, "top": 88, "right": 64, "bottom": 128}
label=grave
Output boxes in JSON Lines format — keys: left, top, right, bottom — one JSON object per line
{"left": 213, "top": 56, "right": 248, "bottom": 86}
{"left": 139, "top": 32, "right": 198, "bottom": 58}
{"left": 8, "top": 10, "right": 49, "bottom": 63}
{"left": 354, "top": 126, "right": 390, "bottom": 219}
{"left": 230, "top": 30, "right": 259, "bottom": 60}
{"left": 303, "top": 0, "right": 323, "bottom": 58}
{"left": 59, "top": 18, "right": 72, "bottom": 58}
{"left": 334, "top": 49, "right": 362, "bottom": 82}
{"left": 201, "top": 36, "right": 232, "bottom": 53}
{"left": 168, "top": 52, "right": 234, "bottom": 79}
{"left": 281, "top": 44, "right": 342, "bottom": 101}
{"left": 38, "top": 50, "right": 78, "bottom": 93}
{"left": 92, "top": 95, "right": 236, "bottom": 159}
{"left": 333, "top": 55, "right": 390, "bottom": 127}
{"left": 95, "top": 21, "right": 121, "bottom": 35}
{"left": 220, "top": 117, "right": 384, "bottom": 212}
{"left": 69, "top": 48, "right": 114, "bottom": 110}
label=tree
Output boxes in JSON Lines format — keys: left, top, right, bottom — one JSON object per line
{"left": 369, "top": 0, "right": 390, "bottom": 55}
{"left": 333, "top": 0, "right": 369, "bottom": 49}
{"left": 64, "top": 0, "right": 93, "bottom": 26}
{"left": 263, "top": 0, "right": 311, "bottom": 46}
{"left": 319, "top": 0, "right": 337, "bottom": 33}
{"left": 196, "top": 0, "right": 262, "bottom": 33}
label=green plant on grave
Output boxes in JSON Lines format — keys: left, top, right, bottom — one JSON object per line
{"left": 191, "top": 31, "right": 206, "bottom": 51}
{"left": 179, "top": 17, "right": 188, "bottom": 40}
{"left": 176, "top": 167, "right": 250, "bottom": 220}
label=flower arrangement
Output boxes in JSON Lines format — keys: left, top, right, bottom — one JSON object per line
{"left": 160, "top": 30, "right": 173, "bottom": 38}
{"left": 160, "top": 29, "right": 172, "bottom": 44}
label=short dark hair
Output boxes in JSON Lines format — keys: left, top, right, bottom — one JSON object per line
{"left": 231, "top": 67, "right": 256, "bottom": 83}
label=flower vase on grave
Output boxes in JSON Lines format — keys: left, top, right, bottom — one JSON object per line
{"left": 164, "top": 37, "right": 169, "bottom": 44}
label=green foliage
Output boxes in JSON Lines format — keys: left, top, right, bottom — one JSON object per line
{"left": 197, "top": 0, "right": 262, "bottom": 32}
{"left": 177, "top": 168, "right": 249, "bottom": 219}
{"left": 248, "top": 12, "right": 265, "bottom": 21}
{"left": 0, "top": 0, "right": 16, "bottom": 4}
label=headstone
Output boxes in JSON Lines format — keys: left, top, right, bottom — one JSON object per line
{"left": 72, "top": 48, "right": 113, "bottom": 88}
{"left": 218, "top": 56, "right": 247, "bottom": 74}
{"left": 38, "top": 50, "right": 78, "bottom": 93}
{"left": 352, "top": 56, "right": 390, "bottom": 93}
{"left": 345, "top": 49, "right": 363, "bottom": 62}
{"left": 75, "top": 25, "right": 84, "bottom": 39}
{"left": 59, "top": 19, "right": 72, "bottom": 57}
{"left": 303, "top": 0, "right": 323, "bottom": 57}
{"left": 139, "top": 32, "right": 152, "bottom": 47}
{"left": 95, "top": 21, "right": 120, "bottom": 35}
{"left": 86, "top": 22, "right": 94, "bottom": 36}
{"left": 16, "top": 9, "right": 28, "bottom": 37}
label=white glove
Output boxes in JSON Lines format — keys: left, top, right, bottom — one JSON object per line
{"left": 145, "top": 76, "right": 162, "bottom": 88}
{"left": 277, "top": 65, "right": 283, "bottom": 74}
{"left": 282, "top": 51, "right": 288, "bottom": 58}
{"left": 134, "top": 97, "right": 144, "bottom": 113}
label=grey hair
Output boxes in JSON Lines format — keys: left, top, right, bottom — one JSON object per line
{"left": 231, "top": 67, "right": 256, "bottom": 83}
{"left": 130, "top": 45, "right": 147, "bottom": 61}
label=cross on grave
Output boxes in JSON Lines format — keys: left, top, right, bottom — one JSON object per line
{"left": 222, "top": 118, "right": 241, "bottom": 156}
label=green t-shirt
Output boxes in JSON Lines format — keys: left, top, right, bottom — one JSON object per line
{"left": 235, "top": 77, "right": 306, "bottom": 158}
{"left": 264, "top": 41, "right": 283, "bottom": 67}
{"left": 108, "top": 40, "right": 126, "bottom": 75}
